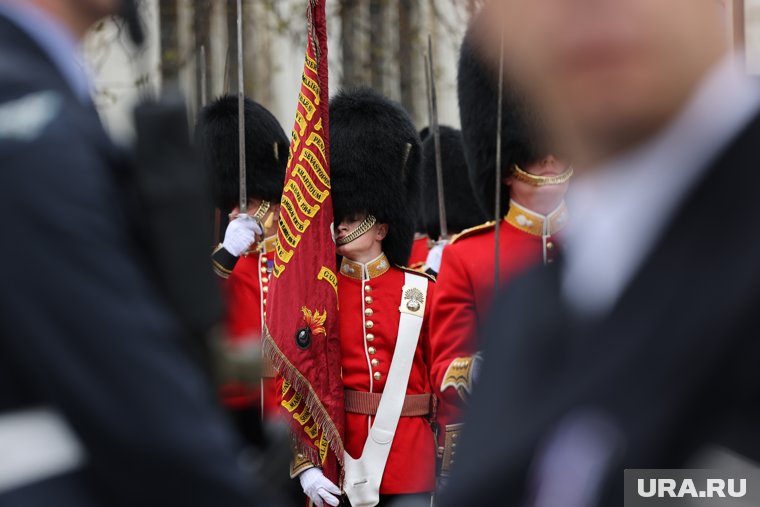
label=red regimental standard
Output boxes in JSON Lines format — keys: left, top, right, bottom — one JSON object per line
{"left": 263, "top": 0, "right": 344, "bottom": 483}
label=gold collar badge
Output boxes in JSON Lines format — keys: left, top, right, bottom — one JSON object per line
{"left": 506, "top": 201, "right": 569, "bottom": 237}
{"left": 340, "top": 253, "right": 390, "bottom": 280}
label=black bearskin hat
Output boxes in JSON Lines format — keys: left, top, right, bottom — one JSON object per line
{"left": 330, "top": 87, "right": 422, "bottom": 267}
{"left": 414, "top": 128, "right": 432, "bottom": 234}
{"left": 195, "top": 95, "right": 289, "bottom": 214}
{"left": 458, "top": 27, "right": 546, "bottom": 216}
{"left": 420, "top": 126, "right": 487, "bottom": 239}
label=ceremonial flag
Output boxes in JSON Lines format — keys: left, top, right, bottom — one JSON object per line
{"left": 263, "top": 0, "right": 343, "bottom": 482}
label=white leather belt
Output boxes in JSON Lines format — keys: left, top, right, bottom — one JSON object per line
{"left": 0, "top": 408, "right": 85, "bottom": 495}
{"left": 343, "top": 272, "right": 428, "bottom": 507}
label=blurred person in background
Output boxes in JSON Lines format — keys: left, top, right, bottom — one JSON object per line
{"left": 429, "top": 20, "right": 571, "bottom": 485}
{"left": 443, "top": 1, "right": 760, "bottom": 506}
{"left": 0, "top": 0, "right": 285, "bottom": 504}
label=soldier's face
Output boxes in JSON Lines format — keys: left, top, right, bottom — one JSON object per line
{"left": 492, "top": 0, "right": 728, "bottom": 168}
{"left": 506, "top": 156, "right": 569, "bottom": 212}
{"left": 36, "top": 0, "right": 124, "bottom": 37}
{"left": 335, "top": 214, "right": 388, "bottom": 261}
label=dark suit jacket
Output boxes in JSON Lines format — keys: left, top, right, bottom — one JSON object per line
{"left": 0, "top": 14, "right": 264, "bottom": 507}
{"left": 442, "top": 107, "right": 760, "bottom": 507}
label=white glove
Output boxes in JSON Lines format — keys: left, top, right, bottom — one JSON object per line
{"left": 299, "top": 467, "right": 341, "bottom": 507}
{"left": 425, "top": 239, "right": 449, "bottom": 274}
{"left": 222, "top": 215, "right": 262, "bottom": 257}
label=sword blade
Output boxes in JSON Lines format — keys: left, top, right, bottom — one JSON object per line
{"left": 494, "top": 24, "right": 505, "bottom": 290}
{"left": 199, "top": 45, "right": 208, "bottom": 108}
{"left": 427, "top": 35, "right": 447, "bottom": 240}
{"left": 236, "top": 0, "right": 247, "bottom": 214}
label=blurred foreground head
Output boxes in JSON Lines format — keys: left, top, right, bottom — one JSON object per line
{"left": 26, "top": 0, "right": 129, "bottom": 38}
{"left": 484, "top": 0, "right": 728, "bottom": 169}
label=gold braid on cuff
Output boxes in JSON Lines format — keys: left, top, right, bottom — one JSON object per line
{"left": 511, "top": 164, "right": 574, "bottom": 187}
{"left": 336, "top": 215, "right": 377, "bottom": 246}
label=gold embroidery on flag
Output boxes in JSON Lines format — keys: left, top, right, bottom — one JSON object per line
{"left": 298, "top": 92, "right": 316, "bottom": 120}
{"left": 302, "top": 73, "right": 320, "bottom": 104}
{"left": 305, "top": 52, "right": 318, "bottom": 74}
{"left": 298, "top": 198, "right": 320, "bottom": 218}
{"left": 305, "top": 421, "right": 319, "bottom": 439}
{"left": 294, "top": 405, "right": 312, "bottom": 425}
{"left": 299, "top": 148, "right": 329, "bottom": 188}
{"left": 306, "top": 132, "right": 327, "bottom": 162}
{"left": 282, "top": 390, "right": 302, "bottom": 412}
{"left": 277, "top": 216, "right": 300, "bottom": 248}
{"left": 301, "top": 307, "right": 327, "bottom": 336}
{"left": 291, "top": 130, "right": 300, "bottom": 151}
{"left": 318, "top": 433, "right": 329, "bottom": 464}
{"left": 295, "top": 110, "right": 307, "bottom": 136}
{"left": 282, "top": 195, "right": 311, "bottom": 233}
{"left": 287, "top": 181, "right": 321, "bottom": 218}
{"left": 276, "top": 238, "right": 295, "bottom": 263}
{"left": 292, "top": 165, "right": 328, "bottom": 202}
{"left": 317, "top": 267, "right": 338, "bottom": 298}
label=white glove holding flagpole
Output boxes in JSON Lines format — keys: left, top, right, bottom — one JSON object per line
{"left": 222, "top": 215, "right": 262, "bottom": 257}
{"left": 299, "top": 467, "right": 341, "bottom": 507}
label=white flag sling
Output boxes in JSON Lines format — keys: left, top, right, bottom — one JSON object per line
{"left": 343, "top": 272, "right": 428, "bottom": 507}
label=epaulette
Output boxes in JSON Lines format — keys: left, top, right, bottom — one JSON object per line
{"left": 395, "top": 264, "right": 436, "bottom": 282}
{"left": 408, "top": 260, "right": 426, "bottom": 271}
{"left": 449, "top": 220, "right": 497, "bottom": 245}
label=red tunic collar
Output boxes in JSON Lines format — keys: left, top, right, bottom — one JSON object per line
{"left": 339, "top": 253, "right": 391, "bottom": 280}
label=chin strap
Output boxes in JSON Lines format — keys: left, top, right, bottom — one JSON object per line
{"left": 336, "top": 215, "right": 377, "bottom": 246}
{"left": 255, "top": 201, "right": 278, "bottom": 234}
{"left": 251, "top": 200, "right": 271, "bottom": 222}
{"left": 511, "top": 164, "right": 574, "bottom": 187}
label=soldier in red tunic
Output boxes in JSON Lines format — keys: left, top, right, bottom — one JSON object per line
{"left": 291, "top": 88, "right": 436, "bottom": 507}
{"left": 429, "top": 28, "right": 573, "bottom": 479}
{"left": 407, "top": 233, "right": 431, "bottom": 272}
{"left": 195, "top": 95, "right": 290, "bottom": 436}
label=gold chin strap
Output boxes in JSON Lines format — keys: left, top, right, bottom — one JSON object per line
{"left": 251, "top": 200, "right": 271, "bottom": 222}
{"left": 511, "top": 164, "right": 574, "bottom": 187}
{"left": 336, "top": 215, "right": 377, "bottom": 246}
{"left": 231, "top": 200, "right": 272, "bottom": 222}
{"left": 259, "top": 202, "right": 278, "bottom": 233}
